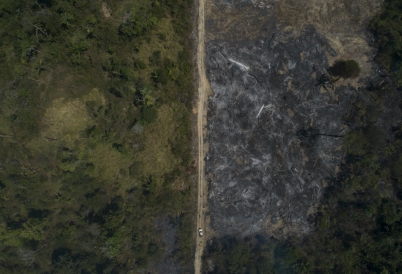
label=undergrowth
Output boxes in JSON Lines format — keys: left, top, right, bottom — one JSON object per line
{"left": 0, "top": 0, "right": 195, "bottom": 272}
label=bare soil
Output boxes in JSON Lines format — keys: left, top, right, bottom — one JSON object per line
{"left": 101, "top": 2, "right": 111, "bottom": 18}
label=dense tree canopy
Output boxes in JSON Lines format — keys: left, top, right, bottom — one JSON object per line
{"left": 0, "top": 0, "right": 195, "bottom": 272}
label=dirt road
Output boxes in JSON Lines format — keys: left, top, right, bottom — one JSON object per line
{"left": 194, "top": 0, "right": 208, "bottom": 271}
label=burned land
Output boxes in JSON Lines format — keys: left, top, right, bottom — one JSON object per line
{"left": 204, "top": 0, "right": 382, "bottom": 238}
{"left": 206, "top": 26, "right": 354, "bottom": 237}
{"left": 202, "top": 0, "right": 402, "bottom": 271}
{"left": 202, "top": 0, "right": 402, "bottom": 272}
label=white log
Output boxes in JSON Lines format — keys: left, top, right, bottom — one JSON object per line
{"left": 256, "top": 104, "right": 265, "bottom": 118}
{"left": 228, "top": 58, "right": 250, "bottom": 71}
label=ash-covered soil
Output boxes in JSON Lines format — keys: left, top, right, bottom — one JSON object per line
{"left": 205, "top": 27, "right": 355, "bottom": 236}
{"left": 204, "top": 0, "right": 381, "bottom": 238}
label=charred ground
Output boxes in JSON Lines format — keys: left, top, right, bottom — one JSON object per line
{"left": 203, "top": 0, "right": 382, "bottom": 238}
{"left": 202, "top": 0, "right": 402, "bottom": 272}
{"left": 206, "top": 26, "right": 355, "bottom": 237}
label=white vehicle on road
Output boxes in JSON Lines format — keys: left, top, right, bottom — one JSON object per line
{"left": 198, "top": 228, "right": 203, "bottom": 236}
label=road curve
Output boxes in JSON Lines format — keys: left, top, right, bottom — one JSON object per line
{"left": 194, "top": 0, "right": 207, "bottom": 271}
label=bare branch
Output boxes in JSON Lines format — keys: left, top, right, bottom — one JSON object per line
{"left": 28, "top": 77, "right": 41, "bottom": 84}
{"left": 34, "top": 2, "right": 51, "bottom": 15}
{"left": 31, "top": 24, "right": 48, "bottom": 38}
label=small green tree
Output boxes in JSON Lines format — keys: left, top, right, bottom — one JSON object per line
{"left": 135, "top": 85, "right": 156, "bottom": 107}
{"left": 118, "top": 9, "right": 158, "bottom": 37}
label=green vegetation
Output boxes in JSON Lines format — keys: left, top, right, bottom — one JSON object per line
{"left": 203, "top": 236, "right": 311, "bottom": 274}
{"left": 328, "top": 60, "right": 360, "bottom": 79}
{"left": 369, "top": 0, "right": 402, "bottom": 87}
{"left": 0, "top": 0, "right": 194, "bottom": 272}
{"left": 203, "top": 1, "right": 402, "bottom": 273}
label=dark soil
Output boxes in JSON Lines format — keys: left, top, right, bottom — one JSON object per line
{"left": 205, "top": 26, "right": 356, "bottom": 237}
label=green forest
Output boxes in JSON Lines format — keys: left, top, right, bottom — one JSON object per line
{"left": 203, "top": 0, "right": 402, "bottom": 273}
{"left": 0, "top": 0, "right": 195, "bottom": 272}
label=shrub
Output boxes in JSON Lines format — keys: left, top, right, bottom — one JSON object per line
{"left": 369, "top": 0, "right": 402, "bottom": 87}
{"left": 118, "top": 9, "right": 158, "bottom": 38}
{"left": 141, "top": 107, "right": 157, "bottom": 125}
{"left": 328, "top": 60, "right": 360, "bottom": 78}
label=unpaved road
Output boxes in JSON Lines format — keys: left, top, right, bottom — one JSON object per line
{"left": 194, "top": 0, "right": 208, "bottom": 271}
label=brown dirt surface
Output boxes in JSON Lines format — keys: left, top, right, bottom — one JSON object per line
{"left": 194, "top": 0, "right": 210, "bottom": 271}
{"left": 101, "top": 2, "right": 111, "bottom": 18}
